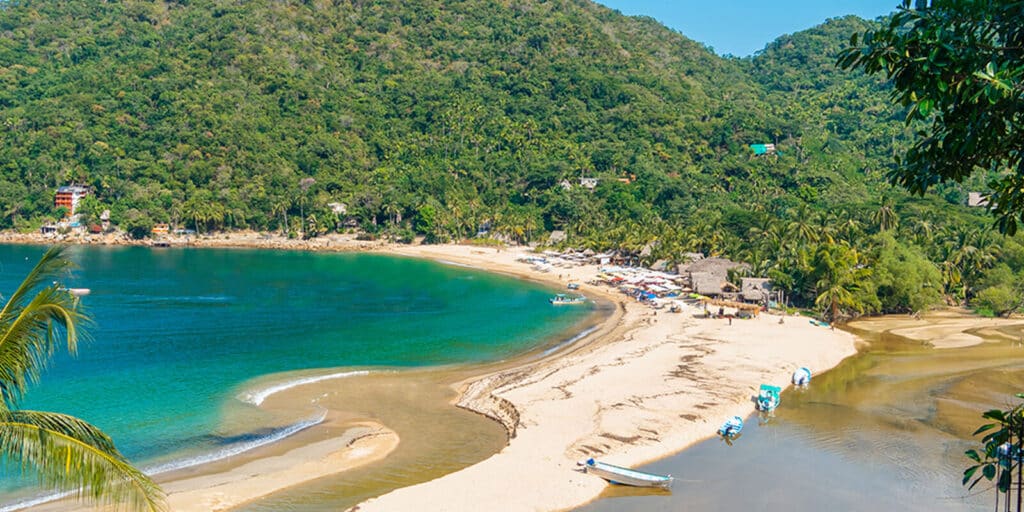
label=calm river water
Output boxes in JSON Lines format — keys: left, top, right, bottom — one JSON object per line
{"left": 579, "top": 323, "right": 1024, "bottom": 511}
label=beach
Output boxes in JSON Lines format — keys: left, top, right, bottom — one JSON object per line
{"left": 6, "top": 232, "right": 862, "bottom": 511}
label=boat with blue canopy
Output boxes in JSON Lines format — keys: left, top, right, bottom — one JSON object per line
{"left": 792, "top": 367, "right": 812, "bottom": 386}
{"left": 756, "top": 384, "right": 781, "bottom": 412}
{"left": 718, "top": 415, "right": 744, "bottom": 438}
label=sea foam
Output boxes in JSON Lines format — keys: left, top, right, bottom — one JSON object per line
{"left": 239, "top": 370, "right": 370, "bottom": 406}
{"left": 143, "top": 409, "right": 327, "bottom": 475}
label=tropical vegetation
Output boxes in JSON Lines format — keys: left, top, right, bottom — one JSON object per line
{"left": 0, "top": 0, "right": 1021, "bottom": 320}
{"left": 0, "top": 246, "right": 165, "bottom": 510}
{"left": 839, "top": 0, "right": 1024, "bottom": 235}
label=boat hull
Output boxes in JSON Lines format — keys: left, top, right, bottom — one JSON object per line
{"left": 583, "top": 459, "right": 673, "bottom": 489}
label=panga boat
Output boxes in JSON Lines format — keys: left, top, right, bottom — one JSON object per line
{"left": 718, "top": 415, "right": 744, "bottom": 438}
{"left": 792, "top": 367, "right": 812, "bottom": 386}
{"left": 756, "top": 384, "right": 781, "bottom": 412}
{"left": 580, "top": 458, "right": 673, "bottom": 489}
{"left": 549, "top": 294, "right": 585, "bottom": 305}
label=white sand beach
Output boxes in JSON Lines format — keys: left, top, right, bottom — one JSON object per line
{"left": 353, "top": 244, "right": 861, "bottom": 511}
{"left": 6, "top": 233, "right": 862, "bottom": 511}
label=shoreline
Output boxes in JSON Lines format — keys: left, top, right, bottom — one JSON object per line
{"left": 3, "top": 232, "right": 862, "bottom": 511}
{"left": 357, "top": 244, "right": 862, "bottom": 512}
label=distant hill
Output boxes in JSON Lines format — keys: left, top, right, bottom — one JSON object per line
{"left": 0, "top": 1, "right": 987, "bottom": 244}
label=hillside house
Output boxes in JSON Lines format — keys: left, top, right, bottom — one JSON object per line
{"left": 54, "top": 186, "right": 89, "bottom": 216}
{"left": 967, "top": 192, "right": 989, "bottom": 208}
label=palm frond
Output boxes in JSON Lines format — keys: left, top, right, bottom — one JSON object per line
{"left": 0, "top": 275, "right": 89, "bottom": 409}
{"left": 0, "top": 246, "right": 76, "bottom": 321}
{"left": 0, "top": 410, "right": 166, "bottom": 512}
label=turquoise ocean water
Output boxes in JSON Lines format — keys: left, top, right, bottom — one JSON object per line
{"left": 0, "top": 244, "right": 590, "bottom": 505}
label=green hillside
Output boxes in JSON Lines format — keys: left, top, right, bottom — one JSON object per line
{"left": 0, "top": 0, "right": 1018, "bottom": 318}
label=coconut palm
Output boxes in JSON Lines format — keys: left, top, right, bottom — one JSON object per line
{"left": 812, "top": 242, "right": 872, "bottom": 322}
{"left": 872, "top": 199, "right": 900, "bottom": 232}
{"left": 0, "top": 247, "right": 165, "bottom": 511}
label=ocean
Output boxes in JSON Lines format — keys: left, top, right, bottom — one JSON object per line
{"left": 0, "top": 244, "right": 591, "bottom": 506}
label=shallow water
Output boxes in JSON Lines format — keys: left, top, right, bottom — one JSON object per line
{"left": 0, "top": 244, "right": 591, "bottom": 505}
{"left": 233, "top": 369, "right": 510, "bottom": 511}
{"left": 578, "top": 324, "right": 1024, "bottom": 512}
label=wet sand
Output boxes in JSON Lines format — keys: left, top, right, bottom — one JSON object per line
{"left": 847, "top": 308, "right": 1024, "bottom": 349}
{"left": 7, "top": 232, "right": 862, "bottom": 511}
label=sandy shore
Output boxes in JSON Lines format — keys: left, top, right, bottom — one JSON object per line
{"left": 5, "top": 232, "right": 862, "bottom": 511}
{"left": 848, "top": 308, "right": 1024, "bottom": 349}
{"left": 357, "top": 244, "right": 861, "bottom": 511}
{"left": 163, "top": 424, "right": 398, "bottom": 512}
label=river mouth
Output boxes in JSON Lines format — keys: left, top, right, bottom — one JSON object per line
{"left": 578, "top": 312, "right": 1024, "bottom": 512}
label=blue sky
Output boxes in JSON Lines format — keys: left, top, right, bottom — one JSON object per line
{"left": 595, "top": 0, "right": 900, "bottom": 56}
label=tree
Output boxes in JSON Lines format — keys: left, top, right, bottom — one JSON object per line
{"left": 812, "top": 241, "right": 874, "bottom": 321}
{"left": 838, "top": 0, "right": 1024, "bottom": 234}
{"left": 964, "top": 395, "right": 1024, "bottom": 512}
{"left": 868, "top": 232, "right": 943, "bottom": 314}
{"left": 0, "top": 247, "right": 165, "bottom": 511}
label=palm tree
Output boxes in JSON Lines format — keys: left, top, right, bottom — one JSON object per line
{"left": 812, "top": 242, "right": 872, "bottom": 322}
{"left": 872, "top": 199, "right": 900, "bottom": 232}
{"left": 0, "top": 247, "right": 165, "bottom": 511}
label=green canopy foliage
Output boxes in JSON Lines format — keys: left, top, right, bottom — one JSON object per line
{"left": 0, "top": 0, "right": 1019, "bottom": 317}
{"left": 838, "top": 0, "right": 1024, "bottom": 234}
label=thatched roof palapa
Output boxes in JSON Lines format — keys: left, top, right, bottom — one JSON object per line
{"left": 679, "top": 256, "right": 751, "bottom": 275}
{"left": 741, "top": 277, "right": 772, "bottom": 302}
{"left": 681, "top": 257, "right": 751, "bottom": 297}
{"left": 690, "top": 272, "right": 725, "bottom": 296}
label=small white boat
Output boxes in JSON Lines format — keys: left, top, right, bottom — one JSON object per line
{"left": 580, "top": 458, "right": 673, "bottom": 489}
{"left": 792, "top": 367, "right": 812, "bottom": 386}
{"left": 55, "top": 283, "right": 91, "bottom": 297}
{"left": 549, "top": 294, "right": 585, "bottom": 305}
{"left": 718, "top": 415, "right": 744, "bottom": 438}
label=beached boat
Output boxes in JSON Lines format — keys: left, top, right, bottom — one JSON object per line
{"left": 756, "top": 384, "right": 781, "bottom": 412}
{"left": 718, "top": 415, "right": 744, "bottom": 438}
{"left": 567, "top": 282, "right": 580, "bottom": 290}
{"left": 549, "top": 294, "right": 586, "bottom": 305}
{"left": 580, "top": 458, "right": 673, "bottom": 489}
{"left": 792, "top": 367, "right": 812, "bottom": 386}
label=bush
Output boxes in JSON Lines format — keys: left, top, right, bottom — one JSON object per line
{"left": 974, "top": 285, "right": 1020, "bottom": 317}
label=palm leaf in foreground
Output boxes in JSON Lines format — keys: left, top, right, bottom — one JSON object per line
{"left": 0, "top": 246, "right": 166, "bottom": 511}
{"left": 0, "top": 410, "right": 165, "bottom": 511}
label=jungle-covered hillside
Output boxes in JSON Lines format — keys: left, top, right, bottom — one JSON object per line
{"left": 0, "top": 0, "right": 1018, "bottom": 318}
